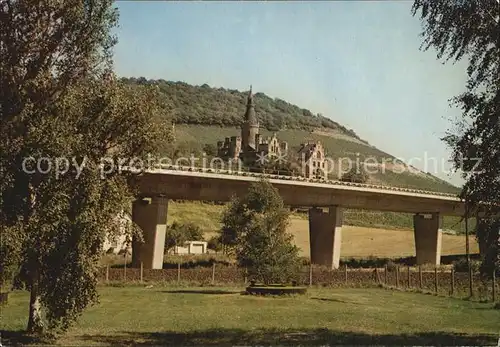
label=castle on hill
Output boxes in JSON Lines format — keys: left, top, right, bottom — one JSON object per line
{"left": 216, "top": 86, "right": 327, "bottom": 179}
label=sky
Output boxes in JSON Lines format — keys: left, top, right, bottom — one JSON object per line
{"left": 113, "top": 1, "right": 469, "bottom": 187}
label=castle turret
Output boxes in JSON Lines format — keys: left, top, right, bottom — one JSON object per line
{"left": 241, "top": 85, "right": 259, "bottom": 152}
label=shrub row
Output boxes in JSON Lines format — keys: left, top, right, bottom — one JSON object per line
{"left": 97, "top": 266, "right": 498, "bottom": 299}
{"left": 102, "top": 254, "right": 482, "bottom": 270}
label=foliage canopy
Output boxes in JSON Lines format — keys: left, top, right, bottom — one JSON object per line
{"left": 164, "top": 222, "right": 204, "bottom": 253}
{"left": 221, "top": 180, "right": 301, "bottom": 284}
{"left": 341, "top": 164, "right": 369, "bottom": 184}
{"left": 0, "top": 0, "right": 171, "bottom": 335}
{"left": 412, "top": 0, "right": 499, "bottom": 274}
{"left": 120, "top": 77, "right": 364, "bottom": 141}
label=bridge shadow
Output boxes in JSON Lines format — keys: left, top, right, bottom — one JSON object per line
{"left": 162, "top": 289, "right": 242, "bottom": 295}
{"left": 80, "top": 328, "right": 495, "bottom": 346}
{"left": 310, "top": 297, "right": 361, "bottom": 305}
{"left": 1, "top": 330, "right": 45, "bottom": 346}
{"left": 3, "top": 328, "right": 496, "bottom": 346}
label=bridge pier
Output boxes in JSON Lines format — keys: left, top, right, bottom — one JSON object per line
{"left": 413, "top": 213, "right": 442, "bottom": 265}
{"left": 309, "top": 206, "right": 343, "bottom": 269}
{"left": 131, "top": 197, "right": 168, "bottom": 269}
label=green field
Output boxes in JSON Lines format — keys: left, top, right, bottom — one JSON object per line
{"left": 2, "top": 286, "right": 498, "bottom": 346}
{"left": 168, "top": 201, "right": 476, "bottom": 237}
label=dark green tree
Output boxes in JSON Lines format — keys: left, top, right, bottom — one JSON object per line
{"left": 207, "top": 235, "right": 223, "bottom": 252}
{"left": 412, "top": 0, "right": 499, "bottom": 274}
{"left": 341, "top": 164, "right": 369, "bottom": 184}
{"left": 0, "top": 0, "right": 170, "bottom": 335}
{"left": 221, "top": 180, "right": 301, "bottom": 284}
{"left": 219, "top": 197, "right": 250, "bottom": 255}
{"left": 202, "top": 143, "right": 218, "bottom": 157}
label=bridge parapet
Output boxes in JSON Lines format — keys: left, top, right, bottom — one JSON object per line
{"left": 144, "top": 164, "right": 459, "bottom": 199}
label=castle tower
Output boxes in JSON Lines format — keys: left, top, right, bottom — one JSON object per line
{"left": 241, "top": 85, "right": 259, "bottom": 153}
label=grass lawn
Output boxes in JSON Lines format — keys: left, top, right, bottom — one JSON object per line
{"left": 2, "top": 286, "right": 499, "bottom": 346}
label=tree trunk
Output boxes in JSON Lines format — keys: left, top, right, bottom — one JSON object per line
{"left": 26, "top": 184, "right": 44, "bottom": 334}
{"left": 27, "top": 273, "right": 44, "bottom": 334}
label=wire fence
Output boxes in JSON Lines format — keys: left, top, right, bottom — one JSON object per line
{"left": 98, "top": 263, "right": 498, "bottom": 302}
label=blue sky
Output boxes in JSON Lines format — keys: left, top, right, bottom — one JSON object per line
{"left": 113, "top": 1, "right": 468, "bottom": 186}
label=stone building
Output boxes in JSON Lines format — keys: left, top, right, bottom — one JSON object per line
{"left": 256, "top": 133, "right": 288, "bottom": 162}
{"left": 217, "top": 135, "right": 242, "bottom": 162}
{"left": 216, "top": 86, "right": 326, "bottom": 178}
{"left": 217, "top": 86, "right": 289, "bottom": 165}
{"left": 298, "top": 141, "right": 327, "bottom": 179}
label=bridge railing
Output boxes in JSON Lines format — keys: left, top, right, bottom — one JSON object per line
{"left": 147, "top": 164, "right": 458, "bottom": 198}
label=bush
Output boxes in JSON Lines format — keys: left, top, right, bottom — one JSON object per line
{"left": 386, "top": 260, "right": 397, "bottom": 272}
{"left": 223, "top": 179, "right": 301, "bottom": 284}
{"left": 162, "top": 254, "right": 234, "bottom": 268}
{"left": 207, "top": 235, "right": 222, "bottom": 252}
{"left": 165, "top": 222, "right": 204, "bottom": 253}
{"left": 117, "top": 248, "right": 130, "bottom": 256}
{"left": 341, "top": 165, "right": 369, "bottom": 183}
{"left": 453, "top": 258, "right": 481, "bottom": 273}
{"left": 300, "top": 257, "right": 311, "bottom": 266}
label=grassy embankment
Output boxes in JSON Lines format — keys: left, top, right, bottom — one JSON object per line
{"left": 167, "top": 201, "right": 479, "bottom": 259}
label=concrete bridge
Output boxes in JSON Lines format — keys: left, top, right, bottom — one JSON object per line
{"left": 131, "top": 166, "right": 466, "bottom": 270}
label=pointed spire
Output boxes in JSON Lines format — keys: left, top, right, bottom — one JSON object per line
{"left": 247, "top": 85, "right": 253, "bottom": 104}
{"left": 244, "top": 84, "right": 257, "bottom": 124}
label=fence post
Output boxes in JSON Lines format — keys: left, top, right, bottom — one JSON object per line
{"left": 106, "top": 265, "right": 109, "bottom": 283}
{"left": 450, "top": 268, "right": 455, "bottom": 296}
{"left": 375, "top": 268, "right": 380, "bottom": 284}
{"left": 124, "top": 256, "right": 127, "bottom": 282}
{"left": 419, "top": 266, "right": 423, "bottom": 289}
{"left": 492, "top": 269, "right": 496, "bottom": 303}
{"left": 212, "top": 262, "right": 216, "bottom": 285}
{"left": 407, "top": 265, "right": 411, "bottom": 289}
{"left": 344, "top": 264, "right": 348, "bottom": 285}
{"left": 396, "top": 266, "right": 399, "bottom": 288}
{"left": 140, "top": 262, "right": 143, "bottom": 283}
{"left": 468, "top": 264, "right": 473, "bottom": 298}
{"left": 384, "top": 265, "right": 388, "bottom": 285}
{"left": 177, "top": 262, "right": 181, "bottom": 283}
{"left": 244, "top": 267, "right": 248, "bottom": 285}
{"left": 434, "top": 266, "right": 438, "bottom": 294}
{"left": 309, "top": 263, "right": 313, "bottom": 286}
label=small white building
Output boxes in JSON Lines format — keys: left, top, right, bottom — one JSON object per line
{"left": 102, "top": 212, "right": 209, "bottom": 256}
{"left": 103, "top": 212, "right": 132, "bottom": 254}
{"left": 174, "top": 241, "right": 208, "bottom": 255}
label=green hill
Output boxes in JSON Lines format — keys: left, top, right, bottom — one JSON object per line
{"left": 121, "top": 77, "right": 364, "bottom": 140}
{"left": 122, "top": 77, "right": 459, "bottom": 194}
